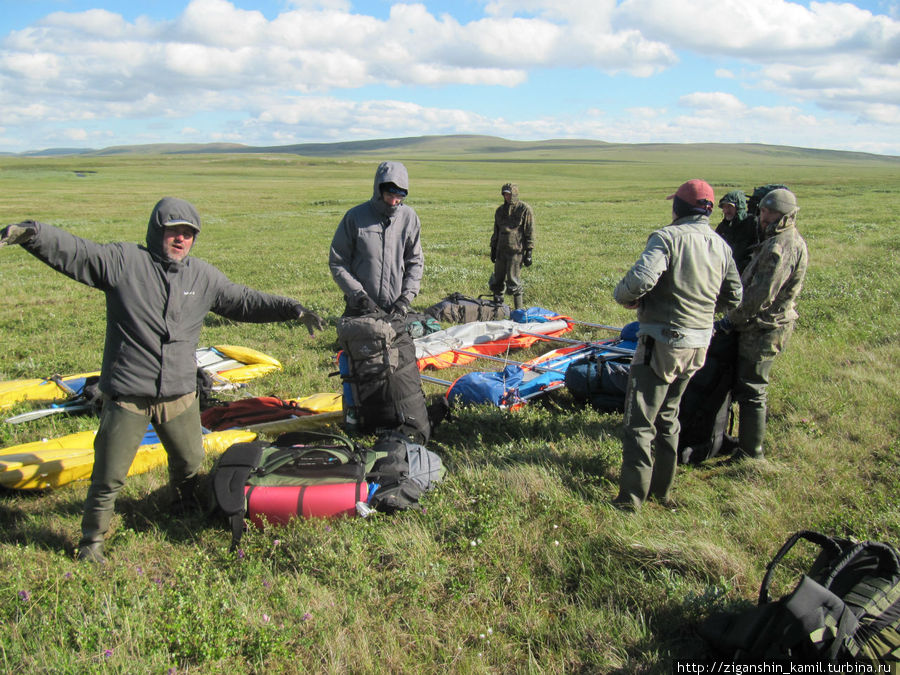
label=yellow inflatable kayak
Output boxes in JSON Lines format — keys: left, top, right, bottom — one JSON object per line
{"left": 0, "top": 344, "right": 282, "bottom": 411}
{"left": 0, "top": 392, "right": 343, "bottom": 490}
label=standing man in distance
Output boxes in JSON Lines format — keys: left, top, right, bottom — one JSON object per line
{"left": 716, "top": 188, "right": 808, "bottom": 461}
{"left": 490, "top": 183, "right": 534, "bottom": 310}
{"left": 0, "top": 197, "right": 325, "bottom": 563}
{"left": 612, "top": 179, "right": 742, "bottom": 511}
{"left": 329, "top": 161, "right": 424, "bottom": 318}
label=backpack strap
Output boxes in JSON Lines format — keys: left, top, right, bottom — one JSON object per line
{"left": 760, "top": 530, "right": 844, "bottom": 605}
{"left": 211, "top": 440, "right": 267, "bottom": 551}
{"left": 822, "top": 540, "right": 900, "bottom": 589}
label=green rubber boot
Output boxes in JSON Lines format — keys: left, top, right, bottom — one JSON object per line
{"left": 738, "top": 406, "right": 767, "bottom": 460}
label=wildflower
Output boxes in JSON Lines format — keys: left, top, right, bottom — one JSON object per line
{"left": 135, "top": 566, "right": 144, "bottom": 575}
{"left": 103, "top": 649, "right": 113, "bottom": 658}
{"left": 237, "top": 549, "right": 245, "bottom": 559}
{"left": 18, "top": 590, "right": 30, "bottom": 602}
{"left": 64, "top": 572, "right": 72, "bottom": 580}
{"left": 554, "top": 540, "right": 560, "bottom": 546}
{"left": 273, "top": 539, "right": 281, "bottom": 547}
{"left": 167, "top": 669, "right": 178, "bottom": 675}
{"left": 262, "top": 580, "right": 271, "bottom": 589}
{"left": 479, "top": 633, "right": 486, "bottom": 640}
{"left": 301, "top": 612, "right": 312, "bottom": 621}
{"left": 470, "top": 540, "right": 477, "bottom": 547}
{"left": 262, "top": 614, "right": 271, "bottom": 624}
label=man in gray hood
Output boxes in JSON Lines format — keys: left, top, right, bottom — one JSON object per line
{"left": 329, "top": 161, "right": 424, "bottom": 317}
{"left": 1, "top": 197, "right": 324, "bottom": 563}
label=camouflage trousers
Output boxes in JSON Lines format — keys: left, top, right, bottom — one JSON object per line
{"left": 489, "top": 250, "right": 523, "bottom": 296}
{"left": 732, "top": 324, "right": 793, "bottom": 457}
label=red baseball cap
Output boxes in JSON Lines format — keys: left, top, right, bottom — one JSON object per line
{"left": 667, "top": 179, "right": 714, "bottom": 206}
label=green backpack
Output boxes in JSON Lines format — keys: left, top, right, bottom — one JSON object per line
{"left": 700, "top": 530, "right": 900, "bottom": 664}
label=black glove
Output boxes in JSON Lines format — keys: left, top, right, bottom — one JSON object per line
{"left": 389, "top": 299, "right": 410, "bottom": 319}
{"left": 293, "top": 304, "right": 326, "bottom": 336}
{"left": 523, "top": 250, "right": 533, "bottom": 267}
{"left": 713, "top": 317, "right": 734, "bottom": 335}
{"left": 351, "top": 290, "right": 379, "bottom": 314}
{"left": 0, "top": 222, "right": 37, "bottom": 247}
{"left": 490, "top": 246, "right": 497, "bottom": 263}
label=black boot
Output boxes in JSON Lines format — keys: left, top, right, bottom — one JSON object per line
{"left": 76, "top": 540, "right": 107, "bottom": 564}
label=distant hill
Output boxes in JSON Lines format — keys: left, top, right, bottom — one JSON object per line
{"left": 14, "top": 135, "right": 900, "bottom": 163}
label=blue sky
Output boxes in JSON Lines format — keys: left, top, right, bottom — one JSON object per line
{"left": 2, "top": 0, "right": 899, "bottom": 155}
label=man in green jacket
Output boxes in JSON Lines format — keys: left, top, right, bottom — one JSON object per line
{"left": 1, "top": 198, "right": 324, "bottom": 563}
{"left": 612, "top": 180, "right": 742, "bottom": 511}
{"left": 717, "top": 188, "right": 808, "bottom": 460}
{"left": 490, "top": 183, "right": 534, "bottom": 310}
{"left": 716, "top": 190, "right": 758, "bottom": 274}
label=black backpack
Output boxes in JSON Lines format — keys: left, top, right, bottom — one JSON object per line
{"left": 677, "top": 330, "right": 739, "bottom": 464}
{"left": 700, "top": 530, "right": 900, "bottom": 663}
{"left": 564, "top": 356, "right": 630, "bottom": 412}
{"left": 336, "top": 313, "right": 431, "bottom": 444}
{"left": 424, "top": 293, "right": 510, "bottom": 324}
{"left": 365, "top": 431, "right": 446, "bottom": 513}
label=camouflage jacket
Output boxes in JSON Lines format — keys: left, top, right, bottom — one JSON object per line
{"left": 491, "top": 190, "right": 534, "bottom": 254}
{"left": 727, "top": 214, "right": 808, "bottom": 334}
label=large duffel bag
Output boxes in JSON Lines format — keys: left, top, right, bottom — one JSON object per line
{"left": 424, "top": 293, "right": 509, "bottom": 324}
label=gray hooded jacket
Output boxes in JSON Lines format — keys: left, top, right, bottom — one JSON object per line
{"left": 329, "top": 161, "right": 424, "bottom": 310}
{"left": 21, "top": 197, "right": 300, "bottom": 398}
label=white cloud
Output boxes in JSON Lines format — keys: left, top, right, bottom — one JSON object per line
{"left": 0, "top": 0, "right": 897, "bottom": 154}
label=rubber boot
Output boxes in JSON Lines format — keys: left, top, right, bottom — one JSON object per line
{"left": 513, "top": 294, "right": 524, "bottom": 310}
{"left": 76, "top": 540, "right": 107, "bottom": 564}
{"left": 737, "top": 406, "right": 766, "bottom": 460}
{"left": 171, "top": 474, "right": 202, "bottom": 516}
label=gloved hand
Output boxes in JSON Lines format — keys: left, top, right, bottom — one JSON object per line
{"left": 0, "top": 222, "right": 37, "bottom": 247}
{"left": 490, "top": 246, "right": 497, "bottom": 264}
{"left": 351, "top": 290, "right": 379, "bottom": 315}
{"left": 293, "top": 304, "right": 326, "bottom": 336}
{"left": 523, "top": 250, "right": 533, "bottom": 267}
{"left": 713, "top": 317, "right": 734, "bottom": 335}
{"left": 389, "top": 299, "right": 410, "bottom": 319}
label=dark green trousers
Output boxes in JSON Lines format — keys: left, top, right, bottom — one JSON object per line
{"left": 732, "top": 356, "right": 775, "bottom": 458}
{"left": 80, "top": 394, "right": 204, "bottom": 545}
{"left": 615, "top": 362, "right": 691, "bottom": 510}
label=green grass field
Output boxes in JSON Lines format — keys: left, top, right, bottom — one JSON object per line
{"left": 0, "top": 141, "right": 898, "bottom": 672}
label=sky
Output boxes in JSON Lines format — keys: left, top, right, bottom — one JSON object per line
{"left": 1, "top": 0, "right": 899, "bottom": 155}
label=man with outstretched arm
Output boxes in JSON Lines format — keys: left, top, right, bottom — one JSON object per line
{"left": 612, "top": 179, "right": 742, "bottom": 511}
{"left": 1, "top": 197, "right": 325, "bottom": 563}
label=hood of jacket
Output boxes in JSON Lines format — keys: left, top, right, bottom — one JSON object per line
{"left": 719, "top": 190, "right": 748, "bottom": 222}
{"left": 501, "top": 183, "right": 520, "bottom": 205}
{"left": 145, "top": 197, "right": 201, "bottom": 262}
{"left": 764, "top": 209, "right": 799, "bottom": 239}
{"left": 371, "top": 161, "right": 410, "bottom": 218}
